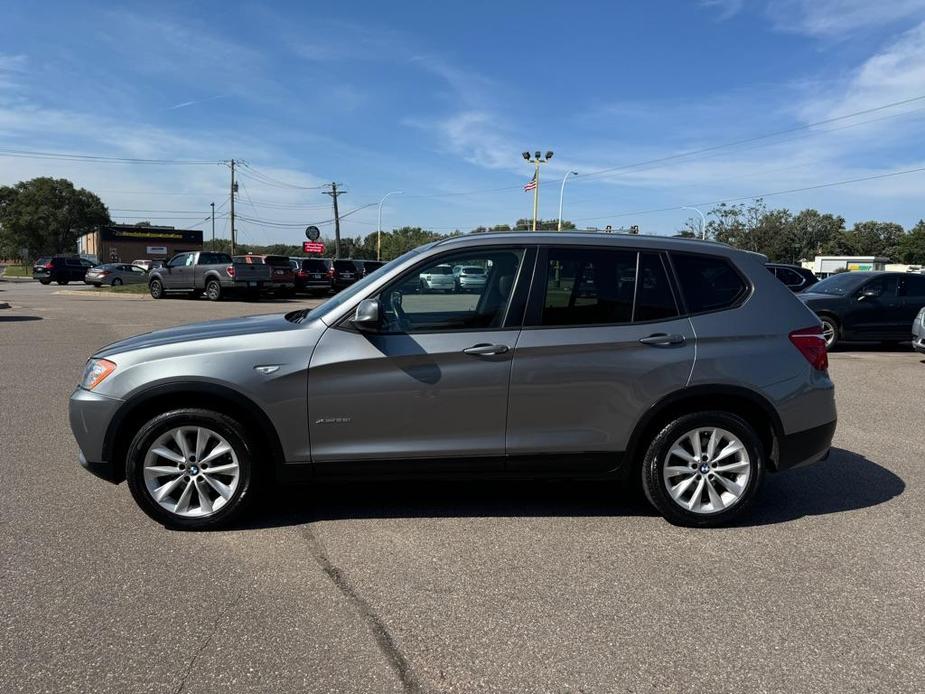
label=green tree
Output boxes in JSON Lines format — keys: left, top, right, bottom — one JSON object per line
{"left": 898, "top": 220, "right": 925, "bottom": 264}
{"left": 0, "top": 177, "right": 111, "bottom": 259}
{"left": 789, "top": 209, "right": 845, "bottom": 261}
{"left": 513, "top": 218, "right": 576, "bottom": 231}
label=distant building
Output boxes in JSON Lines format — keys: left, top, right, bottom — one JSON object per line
{"left": 811, "top": 255, "right": 890, "bottom": 277}
{"left": 78, "top": 225, "right": 202, "bottom": 264}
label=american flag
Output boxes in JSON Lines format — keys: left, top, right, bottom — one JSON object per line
{"left": 523, "top": 173, "right": 537, "bottom": 191}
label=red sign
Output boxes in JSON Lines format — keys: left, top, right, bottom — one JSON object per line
{"left": 302, "top": 241, "right": 325, "bottom": 254}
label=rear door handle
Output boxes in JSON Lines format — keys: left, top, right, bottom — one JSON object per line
{"left": 463, "top": 343, "right": 509, "bottom": 356}
{"left": 639, "top": 333, "right": 686, "bottom": 346}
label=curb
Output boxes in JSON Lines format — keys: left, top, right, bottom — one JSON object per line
{"left": 53, "top": 290, "right": 152, "bottom": 300}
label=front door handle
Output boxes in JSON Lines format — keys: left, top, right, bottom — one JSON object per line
{"left": 639, "top": 333, "right": 686, "bottom": 346}
{"left": 463, "top": 343, "right": 509, "bottom": 356}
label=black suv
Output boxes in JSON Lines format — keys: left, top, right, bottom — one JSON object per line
{"left": 291, "top": 257, "right": 333, "bottom": 295}
{"left": 32, "top": 256, "right": 95, "bottom": 285}
{"left": 766, "top": 263, "right": 818, "bottom": 293}
{"left": 798, "top": 271, "right": 925, "bottom": 349}
{"left": 353, "top": 259, "right": 385, "bottom": 278}
{"left": 332, "top": 259, "right": 360, "bottom": 290}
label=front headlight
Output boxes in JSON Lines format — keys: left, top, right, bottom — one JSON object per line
{"left": 81, "top": 358, "right": 116, "bottom": 390}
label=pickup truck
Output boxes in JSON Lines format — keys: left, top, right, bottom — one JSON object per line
{"left": 147, "top": 251, "right": 272, "bottom": 301}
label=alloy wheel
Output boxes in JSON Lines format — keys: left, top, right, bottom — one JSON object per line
{"left": 821, "top": 319, "right": 837, "bottom": 348}
{"left": 662, "top": 427, "right": 751, "bottom": 515}
{"left": 142, "top": 426, "right": 240, "bottom": 518}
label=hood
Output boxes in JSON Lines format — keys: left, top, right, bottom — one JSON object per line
{"left": 95, "top": 313, "right": 299, "bottom": 358}
{"left": 797, "top": 292, "right": 841, "bottom": 303}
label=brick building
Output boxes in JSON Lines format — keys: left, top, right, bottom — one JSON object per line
{"left": 78, "top": 225, "right": 203, "bottom": 264}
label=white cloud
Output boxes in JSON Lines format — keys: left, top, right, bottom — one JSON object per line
{"left": 766, "top": 0, "right": 925, "bottom": 36}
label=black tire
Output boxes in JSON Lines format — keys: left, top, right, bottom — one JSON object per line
{"left": 819, "top": 315, "right": 839, "bottom": 351}
{"left": 92, "top": 283, "right": 101, "bottom": 288}
{"left": 111, "top": 277, "right": 123, "bottom": 286}
{"left": 149, "top": 278, "right": 164, "bottom": 299}
{"left": 640, "top": 411, "right": 764, "bottom": 528}
{"left": 205, "top": 279, "right": 222, "bottom": 301}
{"left": 39, "top": 279, "right": 51, "bottom": 285}
{"left": 57, "top": 279, "right": 69, "bottom": 285}
{"left": 125, "top": 408, "right": 258, "bottom": 530}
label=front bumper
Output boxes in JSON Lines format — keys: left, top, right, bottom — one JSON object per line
{"left": 69, "top": 387, "right": 124, "bottom": 484}
{"left": 777, "top": 420, "right": 837, "bottom": 471}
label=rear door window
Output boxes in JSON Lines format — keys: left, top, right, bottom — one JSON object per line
{"left": 671, "top": 253, "right": 749, "bottom": 314}
{"left": 899, "top": 274, "right": 925, "bottom": 298}
{"left": 634, "top": 253, "right": 679, "bottom": 322}
{"left": 538, "top": 247, "right": 637, "bottom": 326}
{"left": 776, "top": 267, "right": 805, "bottom": 288}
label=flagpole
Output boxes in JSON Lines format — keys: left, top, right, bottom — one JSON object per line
{"left": 532, "top": 158, "right": 540, "bottom": 231}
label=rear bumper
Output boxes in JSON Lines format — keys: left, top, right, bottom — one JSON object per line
{"left": 776, "top": 419, "right": 837, "bottom": 471}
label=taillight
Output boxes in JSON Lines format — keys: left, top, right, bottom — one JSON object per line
{"left": 226, "top": 265, "right": 235, "bottom": 277}
{"left": 789, "top": 326, "right": 828, "bottom": 371}
{"left": 297, "top": 270, "right": 308, "bottom": 278}
{"left": 326, "top": 267, "right": 335, "bottom": 278}
{"left": 44, "top": 262, "right": 54, "bottom": 269}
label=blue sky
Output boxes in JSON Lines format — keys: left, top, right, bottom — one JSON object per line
{"left": 2, "top": 0, "right": 925, "bottom": 244}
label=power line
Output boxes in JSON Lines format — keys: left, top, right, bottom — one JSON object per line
{"left": 571, "top": 165, "right": 925, "bottom": 223}
{"left": 575, "top": 93, "right": 925, "bottom": 183}
{"left": 236, "top": 162, "right": 325, "bottom": 190}
{"left": 0, "top": 147, "right": 222, "bottom": 165}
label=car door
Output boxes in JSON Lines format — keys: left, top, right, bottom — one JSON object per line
{"left": 162, "top": 253, "right": 189, "bottom": 289}
{"left": 899, "top": 274, "right": 925, "bottom": 331}
{"left": 506, "top": 246, "right": 695, "bottom": 470}
{"left": 848, "top": 275, "right": 902, "bottom": 338}
{"left": 125, "top": 264, "right": 147, "bottom": 284}
{"left": 307, "top": 246, "right": 532, "bottom": 466}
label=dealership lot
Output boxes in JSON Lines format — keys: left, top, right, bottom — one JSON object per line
{"left": 1, "top": 279, "right": 924, "bottom": 693}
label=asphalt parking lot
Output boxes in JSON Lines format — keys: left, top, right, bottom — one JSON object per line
{"left": 1, "top": 278, "right": 923, "bottom": 693}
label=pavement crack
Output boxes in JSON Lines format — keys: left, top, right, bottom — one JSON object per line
{"left": 302, "top": 525, "right": 423, "bottom": 694}
{"left": 172, "top": 592, "right": 242, "bottom": 694}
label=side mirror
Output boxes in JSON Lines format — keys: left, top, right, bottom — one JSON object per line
{"left": 353, "top": 298, "right": 380, "bottom": 332}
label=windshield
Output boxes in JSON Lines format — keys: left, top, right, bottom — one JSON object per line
{"left": 808, "top": 273, "right": 867, "bottom": 295}
{"left": 287, "top": 246, "right": 429, "bottom": 323}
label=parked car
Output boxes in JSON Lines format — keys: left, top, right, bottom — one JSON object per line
{"left": 32, "top": 256, "right": 94, "bottom": 285}
{"left": 69, "top": 231, "right": 835, "bottom": 530}
{"left": 132, "top": 259, "right": 165, "bottom": 272}
{"left": 418, "top": 263, "right": 455, "bottom": 292}
{"left": 291, "top": 257, "right": 333, "bottom": 295}
{"left": 766, "top": 263, "right": 818, "bottom": 293}
{"left": 233, "top": 254, "right": 295, "bottom": 296}
{"left": 332, "top": 259, "right": 360, "bottom": 290}
{"left": 85, "top": 263, "right": 149, "bottom": 287}
{"left": 353, "top": 259, "right": 385, "bottom": 278}
{"left": 147, "top": 251, "right": 272, "bottom": 301}
{"left": 911, "top": 306, "right": 925, "bottom": 355}
{"left": 798, "top": 271, "right": 925, "bottom": 349}
{"left": 453, "top": 265, "right": 488, "bottom": 293}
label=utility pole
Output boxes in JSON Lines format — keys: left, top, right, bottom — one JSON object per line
{"left": 210, "top": 202, "right": 215, "bottom": 247}
{"left": 323, "top": 182, "right": 347, "bottom": 258}
{"left": 229, "top": 160, "right": 237, "bottom": 255}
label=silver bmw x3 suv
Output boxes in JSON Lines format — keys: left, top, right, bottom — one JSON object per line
{"left": 70, "top": 232, "right": 836, "bottom": 529}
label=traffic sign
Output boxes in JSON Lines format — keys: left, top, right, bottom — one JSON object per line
{"left": 305, "top": 226, "right": 321, "bottom": 241}
{"left": 302, "top": 241, "right": 325, "bottom": 254}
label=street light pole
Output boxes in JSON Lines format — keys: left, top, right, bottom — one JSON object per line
{"left": 682, "top": 206, "right": 707, "bottom": 240}
{"left": 210, "top": 202, "right": 215, "bottom": 247}
{"left": 557, "top": 171, "right": 578, "bottom": 231}
{"left": 523, "top": 150, "right": 553, "bottom": 231}
{"left": 377, "top": 191, "right": 402, "bottom": 261}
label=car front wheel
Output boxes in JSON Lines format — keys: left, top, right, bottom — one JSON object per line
{"left": 125, "top": 409, "right": 257, "bottom": 530}
{"left": 112, "top": 278, "right": 123, "bottom": 286}
{"left": 641, "top": 411, "right": 763, "bottom": 527}
{"left": 819, "top": 316, "right": 839, "bottom": 350}
{"left": 205, "top": 279, "right": 222, "bottom": 301}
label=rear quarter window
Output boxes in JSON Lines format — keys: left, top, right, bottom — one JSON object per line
{"left": 671, "top": 253, "right": 749, "bottom": 314}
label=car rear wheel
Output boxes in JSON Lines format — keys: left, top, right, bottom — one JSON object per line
{"left": 39, "top": 279, "right": 51, "bottom": 285}
{"left": 112, "top": 278, "right": 123, "bottom": 286}
{"left": 819, "top": 316, "right": 839, "bottom": 350}
{"left": 641, "top": 411, "right": 763, "bottom": 527}
{"left": 57, "top": 279, "right": 69, "bottom": 285}
{"left": 149, "top": 278, "right": 164, "bottom": 299}
{"left": 125, "top": 409, "right": 257, "bottom": 530}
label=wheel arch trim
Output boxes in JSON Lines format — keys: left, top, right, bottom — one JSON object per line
{"left": 624, "top": 384, "right": 785, "bottom": 470}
